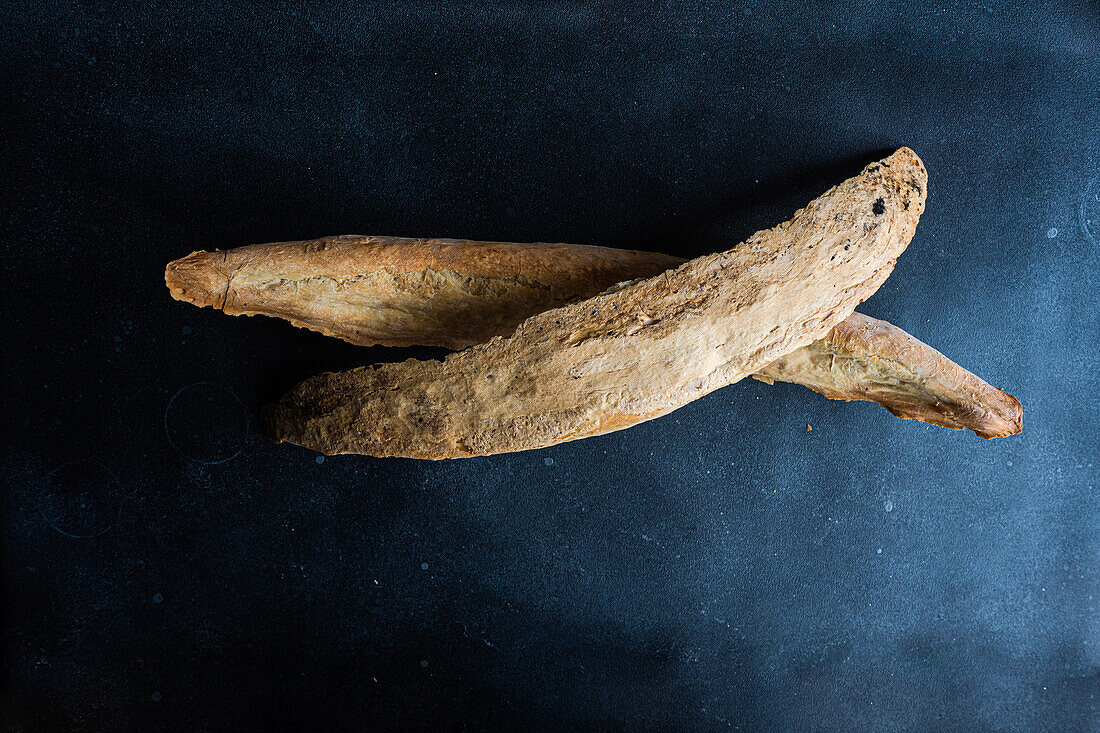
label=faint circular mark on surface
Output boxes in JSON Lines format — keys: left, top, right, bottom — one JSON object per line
{"left": 40, "top": 460, "right": 124, "bottom": 539}
{"left": 164, "top": 382, "right": 247, "bottom": 464}
{"left": 1081, "top": 177, "right": 1099, "bottom": 251}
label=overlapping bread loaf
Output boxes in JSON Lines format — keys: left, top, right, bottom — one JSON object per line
{"left": 260, "top": 148, "right": 932, "bottom": 457}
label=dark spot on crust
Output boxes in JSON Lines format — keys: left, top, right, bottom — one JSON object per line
{"left": 908, "top": 179, "right": 922, "bottom": 194}
{"left": 903, "top": 200, "right": 910, "bottom": 210}
{"left": 872, "top": 198, "right": 886, "bottom": 216}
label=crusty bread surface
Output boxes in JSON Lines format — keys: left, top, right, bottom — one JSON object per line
{"left": 262, "top": 148, "right": 929, "bottom": 457}
{"left": 754, "top": 312, "right": 1022, "bottom": 438}
{"left": 166, "top": 237, "right": 681, "bottom": 349}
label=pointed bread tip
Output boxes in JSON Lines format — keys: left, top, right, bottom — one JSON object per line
{"left": 976, "top": 390, "right": 1023, "bottom": 439}
{"left": 165, "top": 250, "right": 231, "bottom": 309}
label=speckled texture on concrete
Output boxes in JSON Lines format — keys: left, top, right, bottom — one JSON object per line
{"left": 2, "top": 2, "right": 1098, "bottom": 730}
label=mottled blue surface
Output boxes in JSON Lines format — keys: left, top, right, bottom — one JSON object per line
{"left": 3, "top": 2, "right": 1098, "bottom": 730}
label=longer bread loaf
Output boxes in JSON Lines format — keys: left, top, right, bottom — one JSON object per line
{"left": 263, "top": 148, "right": 927, "bottom": 458}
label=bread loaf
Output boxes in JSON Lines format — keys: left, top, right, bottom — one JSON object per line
{"left": 263, "top": 148, "right": 928, "bottom": 457}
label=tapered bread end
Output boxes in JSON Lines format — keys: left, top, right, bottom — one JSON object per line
{"left": 165, "top": 250, "right": 232, "bottom": 309}
{"left": 757, "top": 312, "right": 1023, "bottom": 439}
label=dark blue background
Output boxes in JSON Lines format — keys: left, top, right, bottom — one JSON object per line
{"left": 3, "top": 2, "right": 1098, "bottom": 730}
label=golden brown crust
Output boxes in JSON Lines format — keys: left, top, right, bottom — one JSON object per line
{"left": 263, "top": 148, "right": 927, "bottom": 458}
{"left": 165, "top": 237, "right": 682, "bottom": 349}
{"left": 166, "top": 250, "right": 1023, "bottom": 439}
{"left": 166, "top": 156, "right": 1018, "bottom": 441}
{"left": 753, "top": 312, "right": 1022, "bottom": 438}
